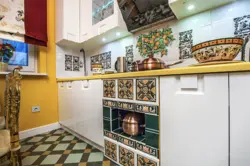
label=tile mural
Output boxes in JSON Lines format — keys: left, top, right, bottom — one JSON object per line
{"left": 179, "top": 30, "right": 193, "bottom": 59}
{"left": 91, "top": 51, "right": 111, "bottom": 71}
{"left": 118, "top": 79, "right": 133, "bottom": 100}
{"left": 73, "top": 56, "right": 80, "bottom": 71}
{"left": 103, "top": 80, "right": 116, "bottom": 98}
{"left": 136, "top": 79, "right": 156, "bottom": 102}
{"left": 119, "top": 146, "right": 134, "bottom": 166}
{"left": 234, "top": 15, "right": 250, "bottom": 61}
{"left": 125, "top": 45, "right": 134, "bottom": 72}
{"left": 65, "top": 55, "right": 80, "bottom": 71}
{"left": 65, "top": 54, "right": 72, "bottom": 71}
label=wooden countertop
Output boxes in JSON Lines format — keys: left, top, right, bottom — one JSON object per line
{"left": 57, "top": 62, "right": 250, "bottom": 82}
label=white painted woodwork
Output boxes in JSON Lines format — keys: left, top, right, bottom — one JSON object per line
{"left": 230, "top": 72, "right": 250, "bottom": 166}
{"left": 79, "top": 0, "right": 93, "bottom": 43}
{"left": 74, "top": 80, "right": 104, "bottom": 147}
{"left": 160, "top": 74, "right": 229, "bottom": 166}
{"left": 56, "top": 0, "right": 80, "bottom": 44}
{"left": 58, "top": 82, "right": 75, "bottom": 131}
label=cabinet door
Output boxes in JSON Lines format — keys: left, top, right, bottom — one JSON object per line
{"left": 79, "top": 0, "right": 93, "bottom": 42}
{"left": 230, "top": 72, "right": 250, "bottom": 166}
{"left": 160, "top": 74, "right": 229, "bottom": 166}
{"left": 64, "top": 0, "right": 80, "bottom": 42}
{"left": 75, "top": 80, "right": 104, "bottom": 147}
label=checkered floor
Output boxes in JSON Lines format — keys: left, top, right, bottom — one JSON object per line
{"left": 20, "top": 128, "right": 118, "bottom": 166}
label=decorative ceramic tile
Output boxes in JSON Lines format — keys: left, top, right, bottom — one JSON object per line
{"left": 103, "top": 106, "right": 111, "bottom": 118}
{"left": 117, "top": 101, "right": 135, "bottom": 111}
{"left": 65, "top": 54, "right": 72, "bottom": 71}
{"left": 118, "top": 79, "right": 133, "bottom": 100}
{"left": 125, "top": 45, "right": 134, "bottom": 72}
{"left": 91, "top": 51, "right": 112, "bottom": 70}
{"left": 103, "top": 100, "right": 117, "bottom": 107}
{"left": 145, "top": 114, "right": 159, "bottom": 131}
{"left": 136, "top": 79, "right": 156, "bottom": 102}
{"left": 234, "top": 15, "right": 250, "bottom": 61}
{"left": 119, "top": 146, "right": 134, "bottom": 166}
{"left": 104, "top": 130, "right": 118, "bottom": 141}
{"left": 73, "top": 56, "right": 80, "bottom": 71}
{"left": 179, "top": 30, "right": 193, "bottom": 59}
{"left": 118, "top": 136, "right": 136, "bottom": 149}
{"left": 103, "top": 80, "right": 116, "bottom": 98}
{"left": 105, "top": 140, "right": 117, "bottom": 162}
{"left": 136, "top": 142, "right": 158, "bottom": 158}
{"left": 137, "top": 28, "right": 175, "bottom": 58}
{"left": 137, "top": 154, "right": 157, "bottom": 166}
{"left": 135, "top": 104, "right": 158, "bottom": 115}
{"left": 145, "top": 130, "right": 159, "bottom": 149}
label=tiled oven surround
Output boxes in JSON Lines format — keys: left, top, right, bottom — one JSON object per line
{"left": 102, "top": 78, "right": 159, "bottom": 166}
{"left": 80, "top": 0, "right": 250, "bottom": 75}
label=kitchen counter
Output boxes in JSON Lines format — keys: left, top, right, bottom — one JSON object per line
{"left": 57, "top": 62, "right": 250, "bottom": 82}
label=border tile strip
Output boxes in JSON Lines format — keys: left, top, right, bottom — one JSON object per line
{"left": 117, "top": 101, "right": 135, "bottom": 111}
{"left": 118, "top": 135, "right": 136, "bottom": 149}
{"left": 103, "top": 100, "right": 117, "bottom": 108}
{"left": 135, "top": 104, "right": 158, "bottom": 115}
{"left": 136, "top": 142, "right": 158, "bottom": 158}
{"left": 104, "top": 130, "right": 118, "bottom": 141}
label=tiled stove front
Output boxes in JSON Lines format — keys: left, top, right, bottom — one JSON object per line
{"left": 103, "top": 78, "right": 159, "bottom": 166}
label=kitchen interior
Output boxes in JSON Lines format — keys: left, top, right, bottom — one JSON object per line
{"left": 56, "top": 0, "right": 250, "bottom": 166}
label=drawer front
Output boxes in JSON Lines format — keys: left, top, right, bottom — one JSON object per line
{"left": 104, "top": 139, "right": 117, "bottom": 162}
{"left": 119, "top": 146, "right": 135, "bottom": 166}
{"left": 137, "top": 154, "right": 158, "bottom": 166}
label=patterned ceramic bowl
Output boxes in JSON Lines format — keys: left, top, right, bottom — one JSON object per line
{"left": 191, "top": 38, "right": 244, "bottom": 63}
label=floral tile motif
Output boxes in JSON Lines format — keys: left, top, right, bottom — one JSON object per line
{"left": 103, "top": 80, "right": 116, "bottom": 98}
{"left": 118, "top": 79, "right": 133, "bottom": 100}
{"left": 117, "top": 102, "right": 135, "bottom": 111}
{"left": 104, "top": 140, "right": 117, "bottom": 162}
{"left": 119, "top": 146, "right": 134, "bottom": 166}
{"left": 136, "top": 142, "right": 158, "bottom": 158}
{"left": 179, "top": 30, "right": 193, "bottom": 59}
{"left": 137, "top": 154, "right": 157, "bottom": 166}
{"left": 234, "top": 15, "right": 250, "bottom": 61}
{"left": 136, "top": 79, "right": 156, "bottom": 102}
{"left": 135, "top": 104, "right": 158, "bottom": 115}
{"left": 65, "top": 54, "right": 72, "bottom": 71}
{"left": 73, "top": 56, "right": 80, "bottom": 71}
{"left": 91, "top": 51, "right": 111, "bottom": 70}
{"left": 125, "top": 45, "right": 134, "bottom": 72}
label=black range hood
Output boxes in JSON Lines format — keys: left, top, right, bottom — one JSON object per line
{"left": 117, "top": 0, "right": 175, "bottom": 32}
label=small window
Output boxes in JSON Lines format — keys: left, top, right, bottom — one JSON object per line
{"left": 0, "top": 38, "right": 38, "bottom": 72}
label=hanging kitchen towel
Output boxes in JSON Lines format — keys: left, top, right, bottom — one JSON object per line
{"left": 24, "top": 0, "right": 47, "bottom": 46}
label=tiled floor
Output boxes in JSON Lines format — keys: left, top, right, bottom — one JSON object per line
{"left": 20, "top": 128, "right": 118, "bottom": 166}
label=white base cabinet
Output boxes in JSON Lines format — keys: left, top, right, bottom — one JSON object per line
{"left": 160, "top": 74, "right": 229, "bottom": 166}
{"left": 230, "top": 72, "right": 250, "bottom": 166}
{"left": 58, "top": 80, "right": 103, "bottom": 147}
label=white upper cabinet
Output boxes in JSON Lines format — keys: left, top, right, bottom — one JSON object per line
{"left": 230, "top": 72, "right": 250, "bottom": 166}
{"left": 169, "top": 0, "right": 235, "bottom": 19}
{"left": 160, "top": 74, "right": 229, "bottom": 166}
{"left": 56, "top": 0, "right": 80, "bottom": 44}
{"left": 56, "top": 0, "right": 130, "bottom": 50}
{"left": 79, "top": 0, "right": 93, "bottom": 43}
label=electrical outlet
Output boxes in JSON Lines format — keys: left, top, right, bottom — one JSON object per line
{"left": 32, "top": 106, "right": 40, "bottom": 113}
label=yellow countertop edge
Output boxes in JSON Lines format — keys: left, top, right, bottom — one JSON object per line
{"left": 57, "top": 62, "right": 250, "bottom": 82}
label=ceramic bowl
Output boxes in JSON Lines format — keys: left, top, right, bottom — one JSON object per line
{"left": 191, "top": 38, "right": 244, "bottom": 63}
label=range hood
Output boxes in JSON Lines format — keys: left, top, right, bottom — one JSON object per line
{"left": 117, "top": 0, "right": 175, "bottom": 32}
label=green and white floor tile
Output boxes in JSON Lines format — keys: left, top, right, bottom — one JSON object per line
{"left": 20, "top": 129, "right": 118, "bottom": 166}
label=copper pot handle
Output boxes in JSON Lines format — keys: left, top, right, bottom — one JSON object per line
{"left": 140, "top": 124, "right": 146, "bottom": 128}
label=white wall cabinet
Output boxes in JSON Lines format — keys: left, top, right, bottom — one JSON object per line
{"left": 58, "top": 80, "right": 104, "bottom": 147}
{"left": 160, "top": 74, "right": 229, "bottom": 166}
{"left": 230, "top": 72, "right": 250, "bottom": 166}
{"left": 56, "top": 0, "right": 80, "bottom": 44}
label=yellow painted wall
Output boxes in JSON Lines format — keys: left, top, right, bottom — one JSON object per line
{"left": 0, "top": 0, "right": 58, "bottom": 131}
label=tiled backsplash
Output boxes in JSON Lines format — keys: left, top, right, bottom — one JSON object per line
{"left": 56, "top": 0, "right": 250, "bottom": 77}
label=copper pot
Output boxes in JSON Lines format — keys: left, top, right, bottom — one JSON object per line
{"left": 122, "top": 112, "right": 145, "bottom": 136}
{"left": 138, "top": 55, "right": 165, "bottom": 71}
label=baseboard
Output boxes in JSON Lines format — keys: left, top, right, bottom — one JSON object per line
{"left": 60, "top": 124, "right": 104, "bottom": 152}
{"left": 19, "top": 122, "right": 60, "bottom": 140}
